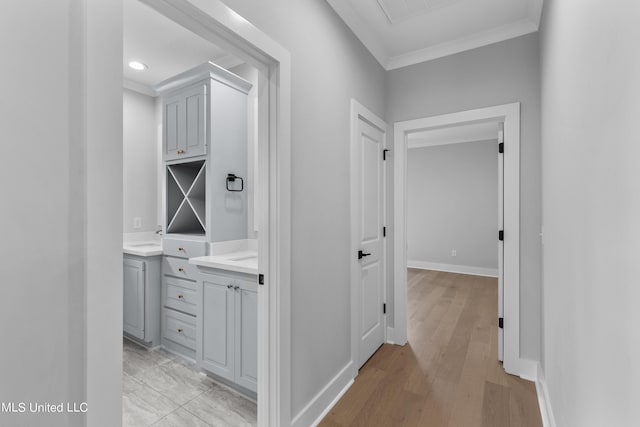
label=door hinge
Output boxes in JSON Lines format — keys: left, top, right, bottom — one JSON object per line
{"left": 498, "top": 317, "right": 504, "bottom": 329}
{"left": 498, "top": 142, "right": 504, "bottom": 154}
{"left": 383, "top": 226, "right": 386, "bottom": 237}
{"left": 383, "top": 303, "right": 386, "bottom": 314}
{"left": 499, "top": 230, "right": 504, "bottom": 241}
{"left": 258, "top": 274, "right": 264, "bottom": 285}
{"left": 383, "top": 149, "right": 390, "bottom": 160}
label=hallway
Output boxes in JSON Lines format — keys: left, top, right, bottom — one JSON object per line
{"left": 320, "top": 269, "right": 542, "bottom": 427}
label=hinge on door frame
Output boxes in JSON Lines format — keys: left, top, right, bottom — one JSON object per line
{"left": 383, "top": 149, "right": 390, "bottom": 160}
{"left": 383, "top": 303, "right": 386, "bottom": 314}
{"left": 383, "top": 226, "right": 386, "bottom": 237}
{"left": 498, "top": 317, "right": 504, "bottom": 329}
{"left": 258, "top": 274, "right": 264, "bottom": 285}
{"left": 499, "top": 230, "right": 504, "bottom": 241}
{"left": 498, "top": 142, "right": 504, "bottom": 154}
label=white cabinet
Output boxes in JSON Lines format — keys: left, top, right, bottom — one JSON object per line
{"left": 161, "top": 237, "right": 206, "bottom": 360}
{"left": 156, "top": 62, "right": 252, "bottom": 242}
{"left": 197, "top": 269, "right": 257, "bottom": 393}
{"left": 163, "top": 84, "right": 206, "bottom": 162}
{"left": 123, "top": 258, "right": 145, "bottom": 340}
{"left": 123, "top": 254, "right": 161, "bottom": 346}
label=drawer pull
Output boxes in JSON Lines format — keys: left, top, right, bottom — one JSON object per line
{"left": 176, "top": 149, "right": 185, "bottom": 155}
{"left": 177, "top": 328, "right": 184, "bottom": 333}
{"left": 227, "top": 284, "right": 233, "bottom": 289}
{"left": 233, "top": 285, "right": 240, "bottom": 291}
{"left": 178, "top": 247, "right": 184, "bottom": 252}
{"left": 178, "top": 267, "right": 184, "bottom": 272}
{"left": 177, "top": 294, "right": 184, "bottom": 299}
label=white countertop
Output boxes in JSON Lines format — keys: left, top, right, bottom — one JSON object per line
{"left": 123, "top": 241, "right": 163, "bottom": 257}
{"left": 189, "top": 250, "right": 258, "bottom": 275}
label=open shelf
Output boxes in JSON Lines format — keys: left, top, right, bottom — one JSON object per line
{"left": 166, "top": 160, "right": 206, "bottom": 235}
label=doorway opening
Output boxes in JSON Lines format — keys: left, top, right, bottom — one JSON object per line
{"left": 109, "top": 1, "right": 291, "bottom": 426}
{"left": 393, "top": 103, "right": 523, "bottom": 376}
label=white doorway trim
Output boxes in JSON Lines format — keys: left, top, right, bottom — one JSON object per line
{"left": 392, "top": 103, "right": 522, "bottom": 376}
{"left": 350, "top": 99, "right": 388, "bottom": 378}
{"left": 85, "top": 1, "right": 292, "bottom": 426}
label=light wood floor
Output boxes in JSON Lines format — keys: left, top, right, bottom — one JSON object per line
{"left": 320, "top": 269, "right": 542, "bottom": 427}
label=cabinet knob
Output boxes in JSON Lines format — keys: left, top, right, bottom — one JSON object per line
{"left": 177, "top": 328, "right": 183, "bottom": 333}
{"left": 178, "top": 294, "right": 184, "bottom": 299}
{"left": 178, "top": 267, "right": 184, "bottom": 272}
{"left": 178, "top": 247, "right": 184, "bottom": 252}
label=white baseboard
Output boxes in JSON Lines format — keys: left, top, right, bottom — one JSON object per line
{"left": 518, "top": 358, "right": 538, "bottom": 382}
{"left": 386, "top": 326, "right": 396, "bottom": 344}
{"left": 407, "top": 260, "right": 498, "bottom": 277}
{"left": 535, "top": 363, "right": 557, "bottom": 427}
{"left": 291, "top": 361, "right": 354, "bottom": 427}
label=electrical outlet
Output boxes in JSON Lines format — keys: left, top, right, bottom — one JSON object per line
{"left": 451, "top": 249, "right": 457, "bottom": 257}
{"left": 133, "top": 217, "right": 142, "bottom": 229}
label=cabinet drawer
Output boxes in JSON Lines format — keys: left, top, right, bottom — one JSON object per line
{"left": 164, "top": 278, "right": 198, "bottom": 316}
{"left": 163, "top": 256, "right": 199, "bottom": 280}
{"left": 163, "top": 238, "right": 206, "bottom": 259}
{"left": 163, "top": 309, "right": 196, "bottom": 350}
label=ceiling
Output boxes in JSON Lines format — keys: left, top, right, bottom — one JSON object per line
{"left": 326, "top": 0, "right": 543, "bottom": 70}
{"left": 123, "top": 0, "right": 242, "bottom": 95}
{"left": 408, "top": 121, "right": 499, "bottom": 149}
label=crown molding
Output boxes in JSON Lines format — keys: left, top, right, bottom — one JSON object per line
{"left": 326, "top": 0, "right": 389, "bottom": 68}
{"left": 123, "top": 78, "right": 157, "bottom": 97}
{"left": 326, "top": 0, "right": 543, "bottom": 71}
{"left": 386, "top": 17, "right": 539, "bottom": 70}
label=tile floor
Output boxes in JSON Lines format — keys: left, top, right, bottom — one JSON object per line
{"left": 123, "top": 338, "right": 257, "bottom": 427}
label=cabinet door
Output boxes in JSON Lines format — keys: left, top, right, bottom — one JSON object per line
{"left": 234, "top": 279, "right": 258, "bottom": 392}
{"left": 163, "top": 84, "right": 206, "bottom": 162}
{"left": 183, "top": 84, "right": 206, "bottom": 158}
{"left": 163, "top": 94, "right": 184, "bottom": 161}
{"left": 123, "top": 258, "right": 145, "bottom": 340}
{"left": 200, "top": 276, "right": 235, "bottom": 381}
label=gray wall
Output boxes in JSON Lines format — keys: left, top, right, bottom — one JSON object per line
{"left": 0, "top": 1, "right": 123, "bottom": 426}
{"left": 407, "top": 141, "right": 498, "bottom": 271}
{"left": 216, "top": 0, "right": 387, "bottom": 419}
{"left": 540, "top": 1, "right": 640, "bottom": 425}
{"left": 386, "top": 33, "right": 541, "bottom": 361}
{"left": 123, "top": 89, "right": 159, "bottom": 233}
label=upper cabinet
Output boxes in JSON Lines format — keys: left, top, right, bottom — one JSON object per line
{"left": 163, "top": 84, "right": 207, "bottom": 161}
{"left": 155, "top": 62, "right": 253, "bottom": 241}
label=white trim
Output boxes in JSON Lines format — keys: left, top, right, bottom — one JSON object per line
{"left": 123, "top": 78, "right": 158, "bottom": 97}
{"left": 350, "top": 99, "right": 388, "bottom": 377}
{"left": 87, "top": 0, "right": 292, "bottom": 426}
{"left": 518, "top": 358, "right": 538, "bottom": 382}
{"left": 408, "top": 137, "right": 498, "bottom": 150}
{"left": 394, "top": 103, "right": 522, "bottom": 376}
{"left": 326, "top": 0, "right": 542, "bottom": 71}
{"left": 385, "top": 326, "right": 397, "bottom": 345}
{"left": 536, "top": 363, "right": 557, "bottom": 427}
{"left": 291, "top": 362, "right": 354, "bottom": 427}
{"left": 386, "top": 18, "right": 538, "bottom": 70}
{"left": 407, "top": 260, "right": 498, "bottom": 278}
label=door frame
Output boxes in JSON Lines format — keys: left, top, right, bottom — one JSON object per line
{"left": 392, "top": 103, "right": 522, "bottom": 376}
{"left": 350, "top": 99, "right": 387, "bottom": 377}
{"left": 85, "top": 1, "right": 292, "bottom": 425}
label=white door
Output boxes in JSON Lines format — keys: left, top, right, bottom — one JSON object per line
{"left": 497, "top": 122, "right": 505, "bottom": 361}
{"left": 354, "top": 115, "right": 386, "bottom": 368}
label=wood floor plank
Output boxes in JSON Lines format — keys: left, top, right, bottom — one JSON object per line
{"left": 319, "top": 270, "right": 542, "bottom": 427}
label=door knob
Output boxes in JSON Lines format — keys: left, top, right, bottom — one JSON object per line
{"left": 358, "top": 250, "right": 371, "bottom": 260}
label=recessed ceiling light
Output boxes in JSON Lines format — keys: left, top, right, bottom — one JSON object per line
{"left": 128, "top": 61, "right": 148, "bottom": 71}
